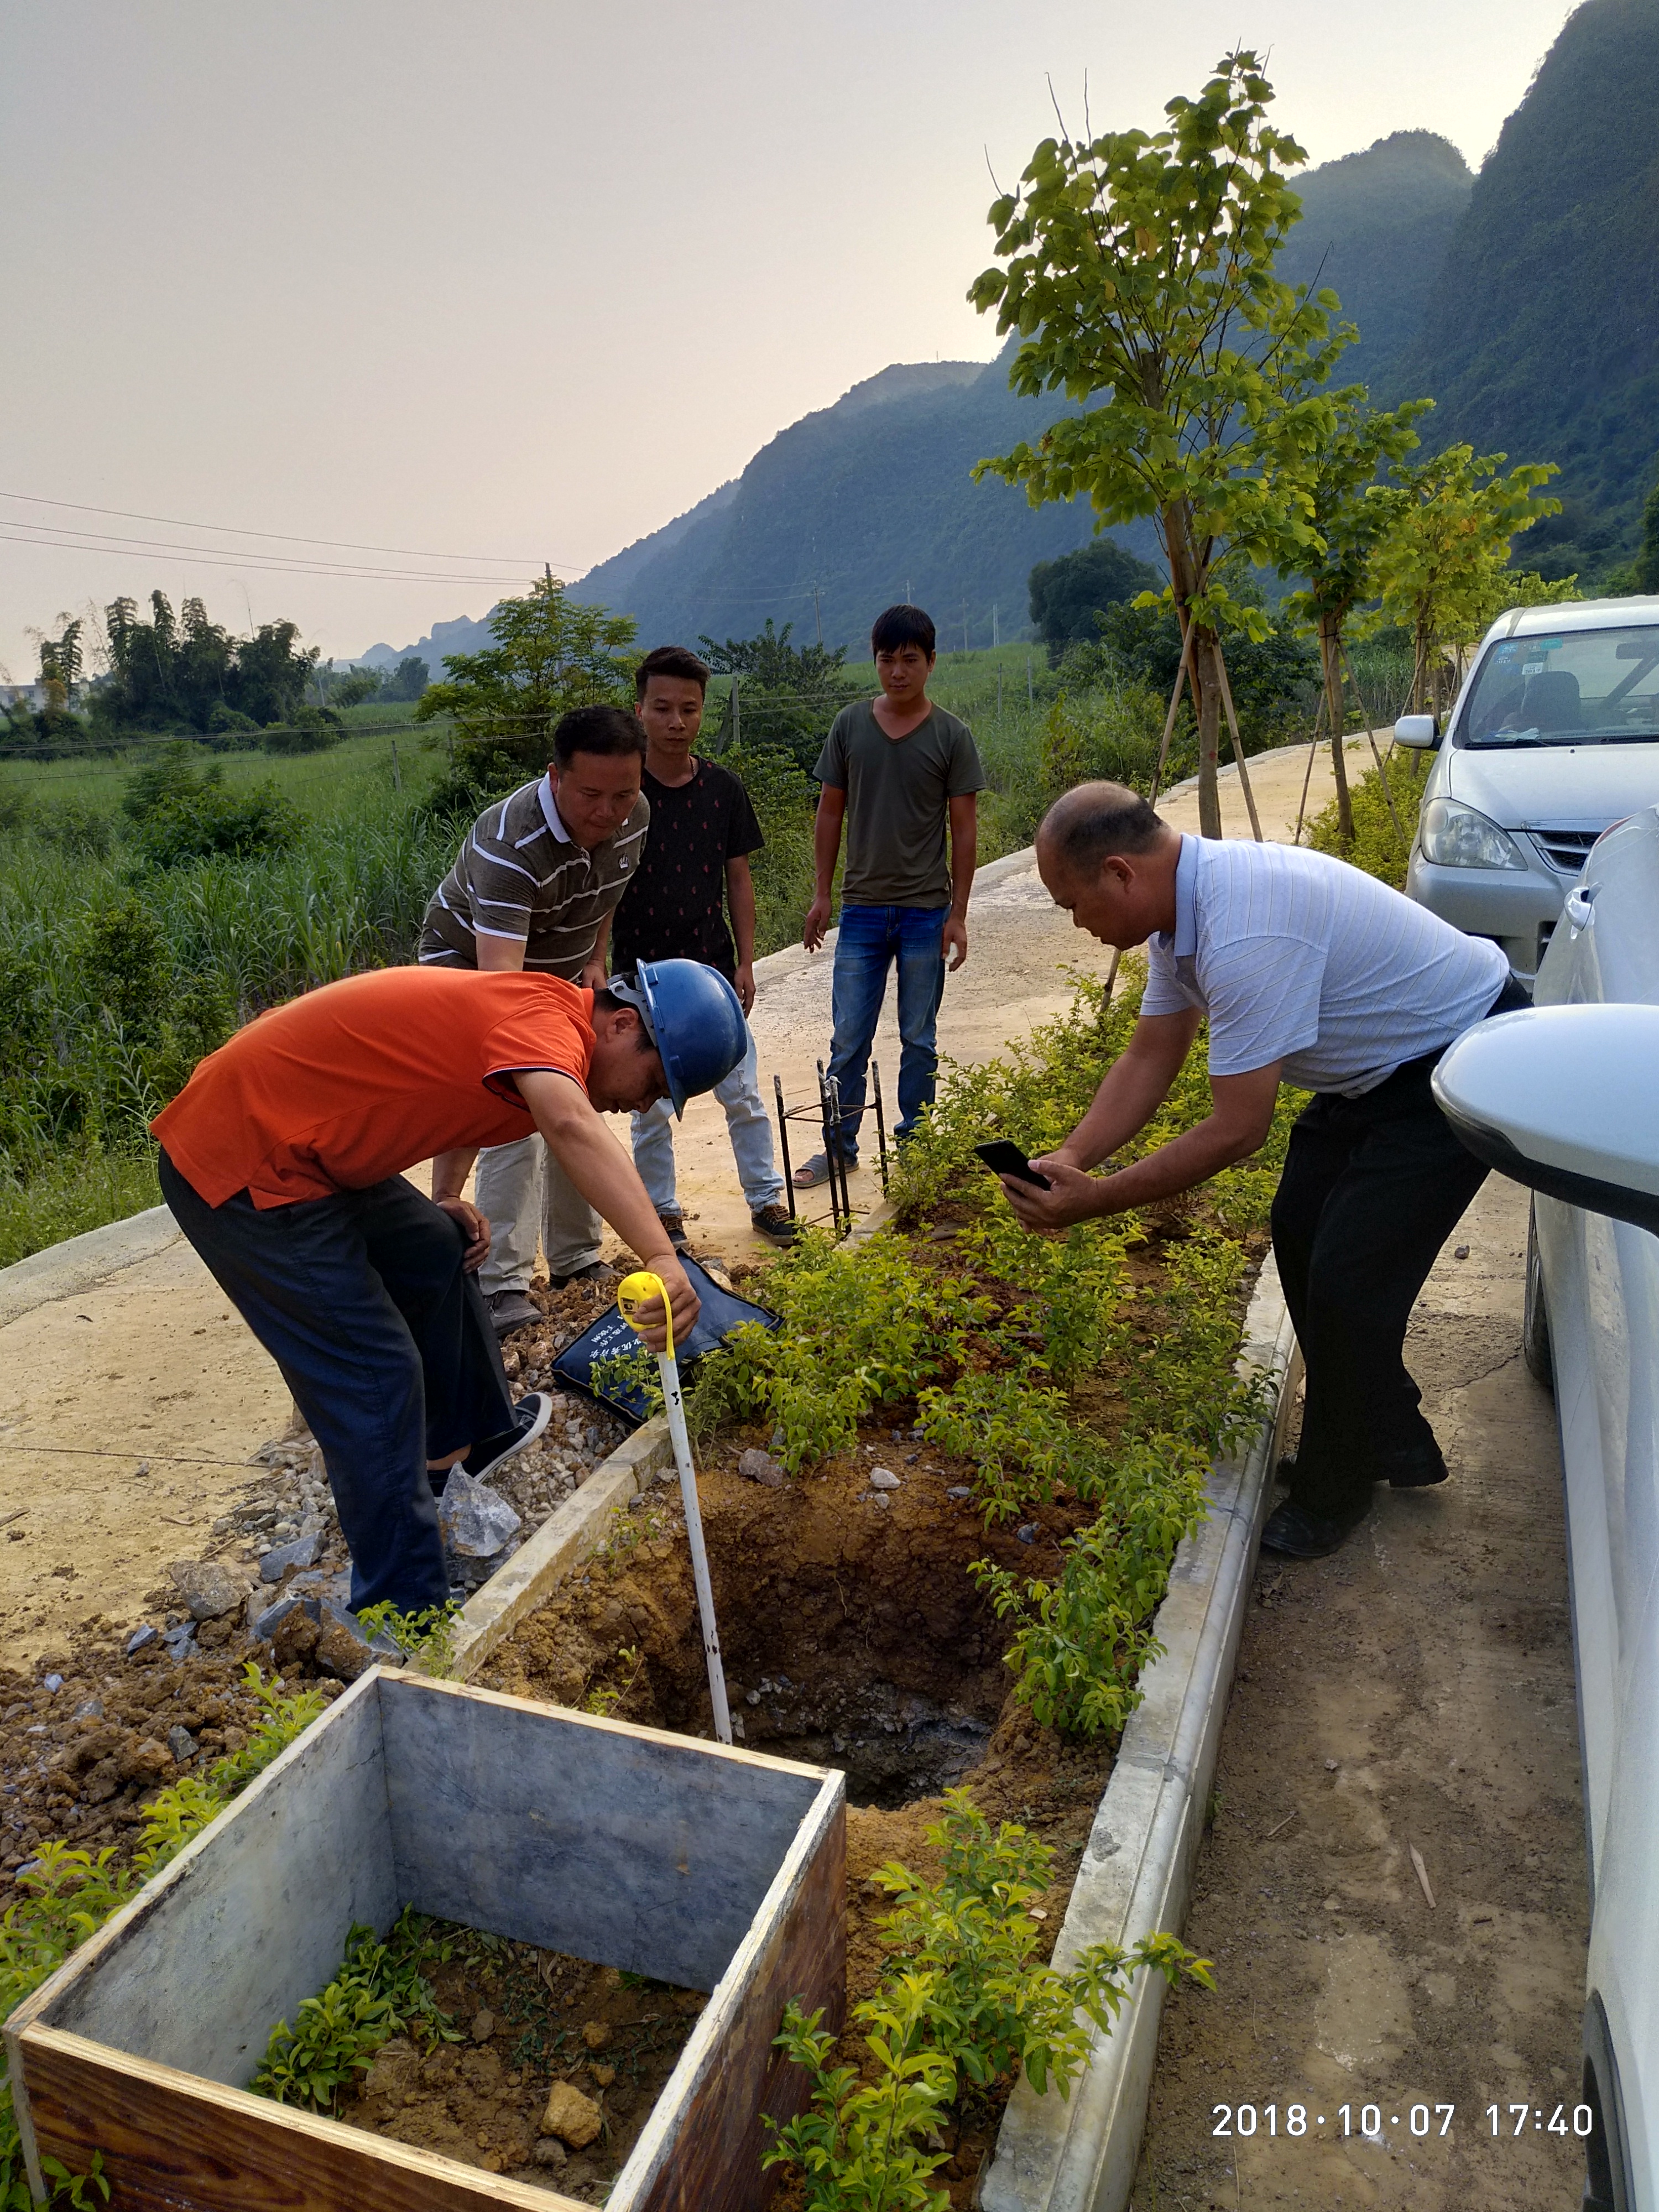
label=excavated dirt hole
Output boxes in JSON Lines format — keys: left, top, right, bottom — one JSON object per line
{"left": 635, "top": 1447, "right": 1009, "bottom": 1806}
{"left": 483, "top": 1416, "right": 1100, "bottom": 1812}
{"left": 730, "top": 1679, "right": 992, "bottom": 1811}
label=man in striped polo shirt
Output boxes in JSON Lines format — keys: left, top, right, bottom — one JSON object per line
{"left": 997, "top": 781, "right": 1525, "bottom": 1559}
{"left": 420, "top": 703, "right": 649, "bottom": 1333}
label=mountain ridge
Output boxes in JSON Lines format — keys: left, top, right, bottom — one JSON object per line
{"left": 1385, "top": 0, "right": 1659, "bottom": 579}
{"left": 351, "top": 135, "right": 1479, "bottom": 662}
{"left": 355, "top": 11, "right": 1654, "bottom": 664}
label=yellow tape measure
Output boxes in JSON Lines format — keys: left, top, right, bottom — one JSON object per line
{"left": 616, "top": 1269, "right": 674, "bottom": 1360}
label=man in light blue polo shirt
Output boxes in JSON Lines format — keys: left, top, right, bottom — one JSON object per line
{"left": 997, "top": 781, "right": 1522, "bottom": 1558}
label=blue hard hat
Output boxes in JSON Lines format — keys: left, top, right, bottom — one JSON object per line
{"left": 606, "top": 959, "right": 749, "bottom": 1119}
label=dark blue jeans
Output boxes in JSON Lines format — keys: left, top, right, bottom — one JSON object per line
{"left": 826, "top": 902, "right": 947, "bottom": 1159}
{"left": 158, "top": 1152, "right": 514, "bottom": 1614}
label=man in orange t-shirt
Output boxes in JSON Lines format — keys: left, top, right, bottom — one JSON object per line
{"left": 152, "top": 960, "right": 746, "bottom": 1616}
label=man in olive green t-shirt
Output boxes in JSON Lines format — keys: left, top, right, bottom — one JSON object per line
{"left": 800, "top": 603, "right": 984, "bottom": 1181}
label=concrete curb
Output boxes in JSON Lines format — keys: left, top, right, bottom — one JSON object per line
{"left": 983, "top": 1255, "right": 1301, "bottom": 2212}
{"left": 450, "top": 1418, "right": 675, "bottom": 1682}
{"left": 0, "top": 1204, "right": 181, "bottom": 1329}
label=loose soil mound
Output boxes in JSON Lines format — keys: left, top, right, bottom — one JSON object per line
{"left": 0, "top": 1274, "right": 638, "bottom": 1882}
{"left": 336, "top": 1924, "right": 704, "bottom": 2201}
{"left": 0, "top": 1639, "right": 345, "bottom": 1873}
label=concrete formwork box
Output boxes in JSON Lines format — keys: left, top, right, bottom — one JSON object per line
{"left": 4, "top": 1668, "right": 846, "bottom": 2212}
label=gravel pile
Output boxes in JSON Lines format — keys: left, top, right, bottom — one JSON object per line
{"left": 485, "top": 1279, "right": 634, "bottom": 1534}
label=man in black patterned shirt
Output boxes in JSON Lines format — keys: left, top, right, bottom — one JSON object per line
{"left": 613, "top": 646, "right": 796, "bottom": 1249}
{"left": 419, "top": 705, "right": 649, "bottom": 1331}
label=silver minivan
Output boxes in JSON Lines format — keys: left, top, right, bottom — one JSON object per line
{"left": 1433, "top": 807, "right": 1659, "bottom": 2212}
{"left": 1401, "top": 597, "right": 1659, "bottom": 984}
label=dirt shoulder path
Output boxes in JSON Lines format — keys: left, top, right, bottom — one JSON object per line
{"left": 0, "top": 1238, "right": 291, "bottom": 1663}
{"left": 1131, "top": 1173, "right": 1587, "bottom": 2210}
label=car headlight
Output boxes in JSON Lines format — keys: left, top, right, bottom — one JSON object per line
{"left": 1418, "top": 799, "right": 1528, "bottom": 870}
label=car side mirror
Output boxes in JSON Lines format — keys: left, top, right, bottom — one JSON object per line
{"left": 1394, "top": 714, "right": 1439, "bottom": 749}
{"left": 1432, "top": 1004, "right": 1659, "bottom": 1234}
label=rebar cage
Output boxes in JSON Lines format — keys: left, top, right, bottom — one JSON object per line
{"left": 771, "top": 1060, "right": 889, "bottom": 1239}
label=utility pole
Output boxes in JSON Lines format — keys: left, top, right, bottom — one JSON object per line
{"left": 992, "top": 603, "right": 1000, "bottom": 649}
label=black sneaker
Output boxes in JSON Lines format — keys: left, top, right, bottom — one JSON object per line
{"left": 548, "top": 1260, "right": 619, "bottom": 1292}
{"left": 656, "top": 1212, "right": 693, "bottom": 1255}
{"left": 484, "top": 1287, "right": 540, "bottom": 1338}
{"left": 1260, "top": 1499, "right": 1368, "bottom": 1559}
{"left": 462, "top": 1392, "right": 553, "bottom": 1482}
{"left": 750, "top": 1203, "right": 801, "bottom": 1246}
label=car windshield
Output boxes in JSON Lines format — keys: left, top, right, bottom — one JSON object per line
{"left": 1460, "top": 623, "right": 1659, "bottom": 748}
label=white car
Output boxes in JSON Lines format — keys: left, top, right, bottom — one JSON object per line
{"left": 1432, "top": 805, "right": 1659, "bottom": 2212}
{"left": 1401, "top": 597, "right": 1659, "bottom": 987}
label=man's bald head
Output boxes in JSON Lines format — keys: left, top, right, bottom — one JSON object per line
{"left": 1037, "top": 782, "right": 1173, "bottom": 874}
{"left": 1037, "top": 782, "right": 1181, "bottom": 951}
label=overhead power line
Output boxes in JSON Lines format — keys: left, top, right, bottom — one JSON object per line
{"left": 0, "top": 488, "right": 576, "bottom": 570}
{"left": 0, "top": 522, "right": 542, "bottom": 589}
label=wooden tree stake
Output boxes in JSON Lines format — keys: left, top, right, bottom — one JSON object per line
{"left": 1339, "top": 643, "right": 1409, "bottom": 852}
{"left": 1211, "top": 643, "right": 1264, "bottom": 841}
{"left": 1149, "top": 623, "right": 1197, "bottom": 809}
{"left": 1291, "top": 679, "right": 1329, "bottom": 847}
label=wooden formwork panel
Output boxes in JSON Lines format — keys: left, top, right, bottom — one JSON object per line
{"left": 6, "top": 1670, "right": 845, "bottom": 2212}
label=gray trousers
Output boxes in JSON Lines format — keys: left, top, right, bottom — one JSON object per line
{"left": 476, "top": 1136, "right": 603, "bottom": 1290}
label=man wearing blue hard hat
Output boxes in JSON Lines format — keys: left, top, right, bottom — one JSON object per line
{"left": 152, "top": 955, "right": 747, "bottom": 1616}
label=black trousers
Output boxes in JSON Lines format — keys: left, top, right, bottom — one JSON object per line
{"left": 158, "top": 1152, "right": 514, "bottom": 1614}
{"left": 1270, "top": 979, "right": 1528, "bottom": 1523}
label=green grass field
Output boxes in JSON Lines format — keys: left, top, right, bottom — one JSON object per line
{"left": 0, "top": 720, "right": 429, "bottom": 816}
{"left": 0, "top": 725, "right": 461, "bottom": 1267}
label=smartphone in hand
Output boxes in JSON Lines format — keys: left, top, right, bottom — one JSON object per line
{"left": 973, "top": 1140, "right": 1052, "bottom": 1190}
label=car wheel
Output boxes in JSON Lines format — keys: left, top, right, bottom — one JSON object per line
{"left": 1524, "top": 1199, "right": 1553, "bottom": 1392}
{"left": 1583, "top": 1992, "right": 1632, "bottom": 2212}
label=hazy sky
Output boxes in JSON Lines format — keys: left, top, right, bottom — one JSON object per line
{"left": 1, "top": 0, "right": 1574, "bottom": 679}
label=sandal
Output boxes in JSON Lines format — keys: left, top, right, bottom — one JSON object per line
{"left": 794, "top": 1152, "right": 853, "bottom": 1188}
